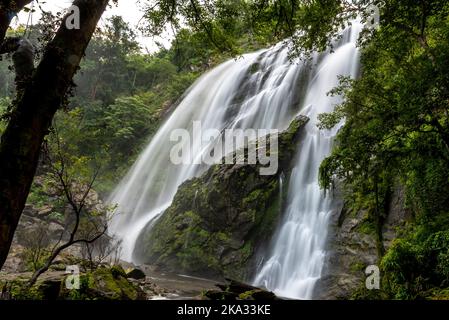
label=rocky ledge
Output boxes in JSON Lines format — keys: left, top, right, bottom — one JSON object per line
{"left": 204, "top": 278, "right": 278, "bottom": 300}
{"left": 0, "top": 265, "right": 167, "bottom": 300}
{"left": 133, "top": 116, "right": 309, "bottom": 280}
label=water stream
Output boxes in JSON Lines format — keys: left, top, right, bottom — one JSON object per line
{"left": 109, "top": 24, "right": 361, "bottom": 299}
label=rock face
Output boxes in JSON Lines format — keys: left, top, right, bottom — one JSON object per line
{"left": 204, "top": 279, "right": 278, "bottom": 300}
{"left": 315, "top": 184, "right": 412, "bottom": 299}
{"left": 2, "top": 175, "right": 106, "bottom": 274}
{"left": 315, "top": 207, "right": 379, "bottom": 299}
{"left": 133, "top": 116, "right": 309, "bottom": 280}
{"left": 0, "top": 267, "right": 147, "bottom": 300}
{"left": 126, "top": 268, "right": 146, "bottom": 280}
{"left": 60, "top": 266, "right": 146, "bottom": 300}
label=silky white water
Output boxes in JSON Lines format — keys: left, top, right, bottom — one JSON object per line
{"left": 109, "top": 24, "right": 361, "bottom": 299}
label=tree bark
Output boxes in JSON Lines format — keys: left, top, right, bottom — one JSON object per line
{"left": 0, "top": 0, "right": 109, "bottom": 270}
{"left": 0, "top": 0, "right": 33, "bottom": 43}
{"left": 0, "top": 37, "right": 35, "bottom": 89}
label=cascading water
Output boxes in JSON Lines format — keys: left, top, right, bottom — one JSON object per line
{"left": 109, "top": 23, "right": 361, "bottom": 299}
{"left": 253, "top": 26, "right": 361, "bottom": 299}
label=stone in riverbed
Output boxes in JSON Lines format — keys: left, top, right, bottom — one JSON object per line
{"left": 126, "top": 268, "right": 146, "bottom": 280}
{"left": 205, "top": 279, "right": 278, "bottom": 301}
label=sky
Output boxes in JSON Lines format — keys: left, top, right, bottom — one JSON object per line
{"left": 13, "top": 0, "right": 172, "bottom": 52}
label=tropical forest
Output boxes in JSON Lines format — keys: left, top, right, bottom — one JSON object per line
{"left": 0, "top": 0, "right": 449, "bottom": 306}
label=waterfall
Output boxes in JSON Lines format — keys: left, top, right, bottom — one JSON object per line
{"left": 108, "top": 24, "right": 361, "bottom": 299}
{"left": 253, "top": 26, "right": 361, "bottom": 299}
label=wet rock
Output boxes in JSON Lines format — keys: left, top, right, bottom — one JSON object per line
{"left": 0, "top": 267, "right": 148, "bottom": 300}
{"left": 316, "top": 183, "right": 411, "bottom": 299}
{"left": 204, "top": 290, "right": 237, "bottom": 300}
{"left": 205, "top": 279, "right": 278, "bottom": 301}
{"left": 382, "top": 184, "right": 412, "bottom": 250}
{"left": 1, "top": 245, "right": 27, "bottom": 273}
{"left": 134, "top": 116, "right": 309, "bottom": 280}
{"left": 37, "top": 205, "right": 53, "bottom": 217}
{"left": 126, "top": 268, "right": 146, "bottom": 280}
{"left": 59, "top": 267, "right": 146, "bottom": 300}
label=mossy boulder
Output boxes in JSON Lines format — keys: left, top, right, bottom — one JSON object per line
{"left": 0, "top": 272, "right": 70, "bottom": 300}
{"left": 60, "top": 266, "right": 145, "bottom": 300}
{"left": 204, "top": 279, "right": 277, "bottom": 300}
{"left": 0, "top": 267, "right": 145, "bottom": 300}
{"left": 125, "top": 268, "right": 146, "bottom": 280}
{"left": 133, "top": 116, "right": 309, "bottom": 280}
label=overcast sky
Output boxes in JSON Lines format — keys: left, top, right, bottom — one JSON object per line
{"left": 13, "top": 0, "right": 172, "bottom": 52}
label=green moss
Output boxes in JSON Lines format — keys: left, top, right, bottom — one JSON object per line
{"left": 356, "top": 219, "right": 377, "bottom": 236}
{"left": 425, "top": 288, "right": 449, "bottom": 300}
{"left": 110, "top": 265, "right": 127, "bottom": 278}
{"left": 59, "top": 267, "right": 142, "bottom": 300}
{"left": 248, "top": 63, "right": 261, "bottom": 74}
{"left": 255, "top": 187, "right": 280, "bottom": 236}
{"left": 0, "top": 278, "right": 59, "bottom": 300}
{"left": 238, "top": 290, "right": 257, "bottom": 300}
{"left": 135, "top": 116, "right": 309, "bottom": 279}
{"left": 379, "top": 227, "right": 449, "bottom": 299}
{"left": 350, "top": 261, "right": 366, "bottom": 273}
{"left": 243, "top": 189, "right": 263, "bottom": 205}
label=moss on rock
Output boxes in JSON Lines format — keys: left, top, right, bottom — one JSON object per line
{"left": 0, "top": 267, "right": 145, "bottom": 300}
{"left": 60, "top": 266, "right": 145, "bottom": 300}
{"left": 133, "top": 116, "right": 309, "bottom": 280}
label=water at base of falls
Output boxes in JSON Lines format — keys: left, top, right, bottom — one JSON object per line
{"left": 108, "top": 23, "right": 361, "bottom": 300}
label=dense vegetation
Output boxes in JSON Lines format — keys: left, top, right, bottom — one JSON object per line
{"left": 2, "top": 0, "right": 449, "bottom": 300}
{"left": 1, "top": 17, "right": 238, "bottom": 194}
{"left": 150, "top": 0, "right": 449, "bottom": 299}
{"left": 0, "top": 2, "right": 284, "bottom": 294}
{"left": 312, "top": 1, "right": 449, "bottom": 299}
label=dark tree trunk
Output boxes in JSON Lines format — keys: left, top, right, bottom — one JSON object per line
{"left": 0, "top": 0, "right": 33, "bottom": 42}
{"left": 0, "top": 0, "right": 109, "bottom": 270}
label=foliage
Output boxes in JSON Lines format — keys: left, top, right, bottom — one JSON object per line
{"left": 3, "top": 0, "right": 449, "bottom": 301}
{"left": 73, "top": 16, "right": 140, "bottom": 105}
{"left": 140, "top": 0, "right": 296, "bottom": 58}
{"left": 2, "top": 7, "right": 283, "bottom": 196}
{"left": 0, "top": 96, "right": 9, "bottom": 134}
{"left": 60, "top": 266, "right": 143, "bottom": 300}
{"left": 311, "top": 0, "right": 449, "bottom": 299}
{"left": 0, "top": 266, "right": 142, "bottom": 300}
{"left": 134, "top": 116, "right": 308, "bottom": 279}
{"left": 381, "top": 228, "right": 449, "bottom": 299}
{"left": 18, "top": 223, "right": 52, "bottom": 272}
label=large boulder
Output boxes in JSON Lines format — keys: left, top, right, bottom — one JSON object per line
{"left": 204, "top": 279, "right": 278, "bottom": 301}
{"left": 0, "top": 267, "right": 146, "bottom": 300}
{"left": 60, "top": 266, "right": 146, "bottom": 300}
{"left": 133, "top": 116, "right": 309, "bottom": 280}
{"left": 126, "top": 268, "right": 146, "bottom": 280}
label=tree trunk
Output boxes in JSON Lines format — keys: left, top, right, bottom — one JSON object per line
{"left": 0, "top": 0, "right": 33, "bottom": 42}
{"left": 0, "top": 0, "right": 109, "bottom": 270}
